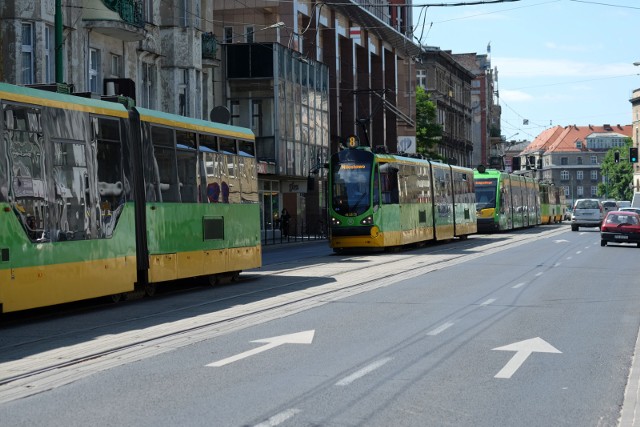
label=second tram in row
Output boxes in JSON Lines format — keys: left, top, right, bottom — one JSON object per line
{"left": 474, "top": 166, "right": 565, "bottom": 232}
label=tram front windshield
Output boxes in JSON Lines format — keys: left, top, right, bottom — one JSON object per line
{"left": 331, "top": 153, "right": 373, "bottom": 217}
{"left": 475, "top": 179, "right": 497, "bottom": 209}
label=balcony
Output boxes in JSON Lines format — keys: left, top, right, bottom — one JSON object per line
{"left": 202, "top": 32, "right": 219, "bottom": 67}
{"left": 202, "top": 33, "right": 218, "bottom": 60}
{"left": 83, "top": 0, "right": 146, "bottom": 42}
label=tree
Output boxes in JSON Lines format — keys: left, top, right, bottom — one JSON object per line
{"left": 597, "top": 138, "right": 634, "bottom": 200}
{"left": 415, "top": 86, "right": 443, "bottom": 159}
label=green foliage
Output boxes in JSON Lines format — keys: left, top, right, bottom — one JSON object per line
{"left": 415, "top": 86, "right": 443, "bottom": 159}
{"left": 597, "top": 138, "right": 634, "bottom": 200}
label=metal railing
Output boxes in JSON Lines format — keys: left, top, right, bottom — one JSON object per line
{"left": 101, "top": 0, "right": 144, "bottom": 28}
{"left": 202, "top": 32, "right": 218, "bottom": 60}
{"left": 261, "top": 218, "right": 328, "bottom": 246}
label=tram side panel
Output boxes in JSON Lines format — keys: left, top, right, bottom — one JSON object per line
{"left": 431, "top": 163, "right": 455, "bottom": 240}
{"left": 397, "top": 162, "right": 436, "bottom": 245}
{"left": 0, "top": 85, "right": 137, "bottom": 313}
{"left": 136, "top": 110, "right": 261, "bottom": 284}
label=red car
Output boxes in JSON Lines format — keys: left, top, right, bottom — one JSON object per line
{"left": 600, "top": 211, "right": 640, "bottom": 247}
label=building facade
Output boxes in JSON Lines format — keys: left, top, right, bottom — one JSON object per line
{"left": 452, "top": 51, "right": 500, "bottom": 168}
{"left": 416, "top": 47, "right": 474, "bottom": 166}
{"left": 1, "top": 0, "right": 421, "bottom": 238}
{"left": 211, "top": 1, "right": 421, "bottom": 234}
{"left": 520, "top": 124, "right": 632, "bottom": 206}
{"left": 630, "top": 88, "right": 640, "bottom": 193}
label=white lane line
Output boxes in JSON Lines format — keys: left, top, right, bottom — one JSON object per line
{"left": 576, "top": 250, "right": 582, "bottom": 254}
{"left": 427, "top": 322, "right": 455, "bottom": 336}
{"left": 554, "top": 263, "right": 561, "bottom": 267}
{"left": 512, "top": 282, "right": 526, "bottom": 289}
{"left": 480, "top": 298, "right": 496, "bottom": 306}
{"left": 535, "top": 272, "right": 543, "bottom": 277}
{"left": 567, "top": 256, "right": 573, "bottom": 260}
{"left": 335, "top": 357, "right": 393, "bottom": 386}
{"left": 254, "top": 409, "right": 301, "bottom": 427}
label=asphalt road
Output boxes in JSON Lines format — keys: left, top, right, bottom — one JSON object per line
{"left": 1, "top": 225, "right": 640, "bottom": 426}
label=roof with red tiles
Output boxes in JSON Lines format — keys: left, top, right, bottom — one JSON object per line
{"left": 521, "top": 124, "right": 632, "bottom": 154}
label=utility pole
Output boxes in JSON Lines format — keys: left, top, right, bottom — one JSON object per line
{"left": 55, "top": 0, "right": 63, "bottom": 83}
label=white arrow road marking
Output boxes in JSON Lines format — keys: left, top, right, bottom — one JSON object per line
{"left": 492, "top": 337, "right": 561, "bottom": 379}
{"left": 207, "top": 330, "right": 315, "bottom": 367}
{"left": 553, "top": 239, "right": 569, "bottom": 243}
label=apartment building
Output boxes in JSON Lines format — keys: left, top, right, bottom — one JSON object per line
{"left": 520, "top": 124, "right": 632, "bottom": 206}
{"left": 211, "top": 1, "right": 421, "bottom": 233}
{"left": 415, "top": 47, "right": 474, "bottom": 166}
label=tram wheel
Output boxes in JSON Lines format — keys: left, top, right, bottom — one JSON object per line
{"left": 208, "top": 274, "right": 220, "bottom": 286}
{"left": 110, "top": 293, "right": 124, "bottom": 303}
{"left": 230, "top": 271, "right": 241, "bottom": 282}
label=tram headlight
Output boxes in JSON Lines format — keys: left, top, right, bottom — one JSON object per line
{"left": 331, "top": 216, "right": 341, "bottom": 226}
{"left": 360, "top": 215, "right": 373, "bottom": 225}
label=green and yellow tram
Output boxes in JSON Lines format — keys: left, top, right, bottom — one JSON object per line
{"left": 539, "top": 182, "right": 566, "bottom": 224}
{"left": 0, "top": 82, "right": 260, "bottom": 313}
{"left": 474, "top": 166, "right": 542, "bottom": 232}
{"left": 328, "top": 142, "right": 476, "bottom": 251}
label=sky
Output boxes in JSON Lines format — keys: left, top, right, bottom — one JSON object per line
{"left": 411, "top": 0, "right": 639, "bottom": 142}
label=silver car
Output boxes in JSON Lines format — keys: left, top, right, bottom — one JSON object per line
{"left": 571, "top": 199, "right": 604, "bottom": 231}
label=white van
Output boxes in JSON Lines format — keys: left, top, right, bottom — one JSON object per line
{"left": 617, "top": 200, "right": 631, "bottom": 209}
{"left": 632, "top": 193, "right": 640, "bottom": 208}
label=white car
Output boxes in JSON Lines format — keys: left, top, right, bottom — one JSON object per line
{"left": 571, "top": 199, "right": 604, "bottom": 231}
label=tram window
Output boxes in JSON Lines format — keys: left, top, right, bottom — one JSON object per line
{"left": 373, "top": 165, "right": 380, "bottom": 207}
{"left": 239, "top": 139, "right": 255, "bottom": 157}
{"left": 199, "top": 134, "right": 219, "bottom": 202}
{"left": 4, "top": 104, "right": 48, "bottom": 241}
{"left": 52, "top": 141, "right": 90, "bottom": 241}
{"left": 380, "top": 165, "right": 399, "bottom": 204}
{"left": 224, "top": 153, "right": 240, "bottom": 203}
{"left": 94, "top": 117, "right": 124, "bottom": 238}
{"left": 151, "top": 126, "right": 180, "bottom": 202}
{"left": 176, "top": 130, "right": 197, "bottom": 203}
{"left": 239, "top": 155, "right": 259, "bottom": 203}
{"left": 220, "top": 137, "right": 236, "bottom": 154}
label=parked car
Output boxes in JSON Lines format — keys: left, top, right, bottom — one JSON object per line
{"left": 617, "top": 200, "right": 631, "bottom": 209}
{"left": 600, "top": 210, "right": 640, "bottom": 247}
{"left": 571, "top": 199, "right": 603, "bottom": 231}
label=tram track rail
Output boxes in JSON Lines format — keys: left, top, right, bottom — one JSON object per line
{"left": 0, "top": 226, "right": 569, "bottom": 403}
